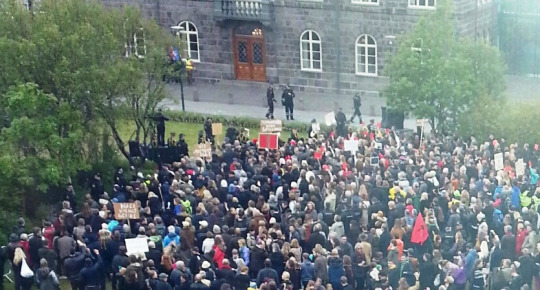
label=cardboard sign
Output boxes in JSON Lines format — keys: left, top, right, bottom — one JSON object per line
{"left": 311, "top": 123, "right": 321, "bottom": 133}
{"left": 125, "top": 238, "right": 149, "bottom": 256}
{"left": 344, "top": 139, "right": 359, "bottom": 152}
{"left": 494, "top": 153, "right": 504, "bottom": 171}
{"left": 325, "top": 112, "right": 336, "bottom": 126}
{"left": 212, "top": 123, "right": 223, "bottom": 135}
{"left": 113, "top": 203, "right": 139, "bottom": 220}
{"left": 516, "top": 158, "right": 525, "bottom": 177}
{"left": 260, "top": 120, "right": 282, "bottom": 133}
{"left": 258, "top": 134, "right": 279, "bottom": 150}
{"left": 193, "top": 143, "right": 212, "bottom": 158}
{"left": 416, "top": 119, "right": 429, "bottom": 127}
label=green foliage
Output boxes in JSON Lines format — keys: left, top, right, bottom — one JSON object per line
{"left": 384, "top": 0, "right": 506, "bottom": 134}
{"left": 0, "top": 83, "right": 86, "bottom": 217}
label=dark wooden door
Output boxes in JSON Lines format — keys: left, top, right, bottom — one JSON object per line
{"left": 234, "top": 34, "right": 266, "bottom": 81}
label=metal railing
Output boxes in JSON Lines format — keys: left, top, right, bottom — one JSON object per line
{"left": 214, "top": 0, "right": 273, "bottom": 23}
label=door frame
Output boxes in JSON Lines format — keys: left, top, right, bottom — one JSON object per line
{"left": 233, "top": 26, "right": 266, "bottom": 82}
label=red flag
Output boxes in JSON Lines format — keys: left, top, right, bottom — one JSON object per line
{"left": 411, "top": 213, "right": 429, "bottom": 245}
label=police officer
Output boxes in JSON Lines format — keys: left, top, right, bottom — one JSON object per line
{"left": 335, "top": 107, "right": 347, "bottom": 138}
{"left": 203, "top": 117, "right": 214, "bottom": 144}
{"left": 266, "top": 83, "right": 276, "bottom": 119}
{"left": 350, "top": 92, "right": 362, "bottom": 123}
{"left": 177, "top": 134, "right": 189, "bottom": 158}
{"left": 281, "top": 84, "right": 295, "bottom": 120}
{"left": 149, "top": 109, "right": 169, "bottom": 147}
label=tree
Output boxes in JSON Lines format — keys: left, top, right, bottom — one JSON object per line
{"left": 384, "top": 0, "right": 506, "bottom": 134}
{"left": 0, "top": 83, "right": 86, "bottom": 214}
{"left": 0, "top": 0, "right": 174, "bottom": 164}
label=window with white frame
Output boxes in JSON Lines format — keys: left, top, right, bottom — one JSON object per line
{"left": 352, "top": 0, "right": 379, "bottom": 5}
{"left": 178, "top": 21, "right": 200, "bottom": 62}
{"left": 409, "top": 0, "right": 436, "bottom": 8}
{"left": 300, "top": 30, "right": 322, "bottom": 71}
{"left": 356, "top": 35, "right": 377, "bottom": 76}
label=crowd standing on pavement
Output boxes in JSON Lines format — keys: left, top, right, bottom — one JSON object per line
{"left": 3, "top": 118, "right": 540, "bottom": 290}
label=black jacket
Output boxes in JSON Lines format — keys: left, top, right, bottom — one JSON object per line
{"left": 250, "top": 246, "right": 268, "bottom": 274}
{"left": 149, "top": 278, "right": 173, "bottom": 290}
{"left": 64, "top": 252, "right": 87, "bottom": 282}
{"left": 281, "top": 89, "right": 295, "bottom": 106}
{"left": 190, "top": 281, "right": 210, "bottom": 290}
{"left": 235, "top": 273, "right": 251, "bottom": 290}
{"left": 256, "top": 267, "right": 279, "bottom": 286}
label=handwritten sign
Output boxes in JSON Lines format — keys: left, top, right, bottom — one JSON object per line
{"left": 325, "top": 112, "right": 336, "bottom": 126}
{"left": 193, "top": 143, "right": 212, "bottom": 158}
{"left": 416, "top": 119, "right": 428, "bottom": 127}
{"left": 344, "top": 140, "right": 359, "bottom": 152}
{"left": 516, "top": 158, "right": 525, "bottom": 177}
{"left": 113, "top": 203, "right": 139, "bottom": 220}
{"left": 260, "top": 120, "right": 282, "bottom": 133}
{"left": 125, "top": 238, "right": 149, "bottom": 256}
{"left": 212, "top": 123, "right": 223, "bottom": 135}
{"left": 494, "top": 153, "right": 504, "bottom": 171}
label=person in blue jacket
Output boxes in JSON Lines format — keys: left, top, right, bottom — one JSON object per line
{"left": 80, "top": 249, "right": 102, "bottom": 290}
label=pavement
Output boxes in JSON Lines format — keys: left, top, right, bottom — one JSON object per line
{"left": 163, "top": 80, "right": 422, "bottom": 129}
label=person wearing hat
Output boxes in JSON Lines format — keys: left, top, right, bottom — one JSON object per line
{"left": 147, "top": 270, "right": 173, "bottom": 290}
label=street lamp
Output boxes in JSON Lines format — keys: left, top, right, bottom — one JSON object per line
{"left": 171, "top": 25, "right": 186, "bottom": 112}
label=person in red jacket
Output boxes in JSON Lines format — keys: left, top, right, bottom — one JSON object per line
{"left": 42, "top": 221, "right": 55, "bottom": 249}
{"left": 213, "top": 235, "right": 226, "bottom": 269}
{"left": 515, "top": 222, "right": 527, "bottom": 256}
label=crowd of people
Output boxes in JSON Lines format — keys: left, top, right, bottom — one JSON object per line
{"left": 2, "top": 121, "right": 540, "bottom": 290}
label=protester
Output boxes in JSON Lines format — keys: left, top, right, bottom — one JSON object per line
{"left": 5, "top": 123, "right": 540, "bottom": 290}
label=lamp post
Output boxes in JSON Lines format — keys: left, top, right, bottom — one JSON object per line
{"left": 171, "top": 25, "right": 186, "bottom": 112}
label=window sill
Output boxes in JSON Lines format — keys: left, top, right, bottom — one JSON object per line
{"left": 351, "top": 1, "right": 379, "bottom": 6}
{"left": 301, "top": 68, "right": 323, "bottom": 73}
{"left": 356, "top": 73, "right": 378, "bottom": 77}
{"left": 408, "top": 5, "right": 436, "bottom": 10}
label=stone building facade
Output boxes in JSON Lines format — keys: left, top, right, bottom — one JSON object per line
{"left": 99, "top": 0, "right": 498, "bottom": 97}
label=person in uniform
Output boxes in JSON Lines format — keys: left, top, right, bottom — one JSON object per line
{"left": 281, "top": 84, "right": 295, "bottom": 120}
{"left": 226, "top": 123, "right": 238, "bottom": 143}
{"left": 335, "top": 107, "right": 347, "bottom": 138}
{"left": 185, "top": 57, "right": 195, "bottom": 85}
{"left": 149, "top": 109, "right": 169, "bottom": 147}
{"left": 177, "top": 134, "right": 189, "bottom": 158}
{"left": 266, "top": 83, "right": 277, "bottom": 119}
{"left": 350, "top": 92, "right": 362, "bottom": 123}
{"left": 204, "top": 117, "right": 214, "bottom": 144}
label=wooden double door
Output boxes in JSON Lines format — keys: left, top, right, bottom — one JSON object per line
{"left": 233, "top": 26, "right": 266, "bottom": 82}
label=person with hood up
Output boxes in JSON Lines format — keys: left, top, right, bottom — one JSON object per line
{"left": 328, "top": 249, "right": 344, "bottom": 290}
{"left": 163, "top": 226, "right": 180, "bottom": 248}
{"left": 330, "top": 216, "right": 345, "bottom": 240}
{"left": 300, "top": 253, "right": 315, "bottom": 289}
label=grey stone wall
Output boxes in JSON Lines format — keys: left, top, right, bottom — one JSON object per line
{"left": 99, "top": 0, "right": 498, "bottom": 96}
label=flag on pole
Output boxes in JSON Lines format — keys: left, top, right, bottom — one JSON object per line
{"left": 411, "top": 213, "right": 429, "bottom": 245}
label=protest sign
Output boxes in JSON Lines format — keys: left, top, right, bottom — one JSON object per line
{"left": 260, "top": 120, "right": 282, "bottom": 133}
{"left": 212, "top": 123, "right": 223, "bottom": 135}
{"left": 325, "top": 112, "right": 336, "bottom": 126}
{"left": 125, "top": 238, "right": 149, "bottom": 256}
{"left": 258, "top": 134, "right": 279, "bottom": 150}
{"left": 516, "top": 158, "right": 525, "bottom": 177}
{"left": 494, "top": 153, "right": 504, "bottom": 171}
{"left": 193, "top": 143, "right": 212, "bottom": 158}
{"left": 113, "top": 203, "right": 139, "bottom": 220}
{"left": 344, "top": 140, "right": 359, "bottom": 152}
{"left": 311, "top": 123, "right": 320, "bottom": 133}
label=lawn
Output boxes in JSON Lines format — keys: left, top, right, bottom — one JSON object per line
{"left": 116, "top": 120, "right": 305, "bottom": 151}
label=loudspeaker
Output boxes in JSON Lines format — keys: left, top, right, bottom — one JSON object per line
{"left": 128, "top": 141, "right": 142, "bottom": 157}
{"left": 386, "top": 109, "right": 405, "bottom": 130}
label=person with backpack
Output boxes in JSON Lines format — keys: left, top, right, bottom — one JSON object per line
{"left": 35, "top": 258, "right": 60, "bottom": 290}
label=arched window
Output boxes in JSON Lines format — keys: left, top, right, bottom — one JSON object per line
{"left": 178, "top": 21, "right": 200, "bottom": 62}
{"left": 300, "top": 30, "right": 322, "bottom": 71}
{"left": 355, "top": 35, "right": 377, "bottom": 76}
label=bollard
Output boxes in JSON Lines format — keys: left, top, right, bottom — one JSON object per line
{"left": 370, "top": 105, "right": 375, "bottom": 116}
{"left": 228, "top": 93, "right": 234, "bottom": 105}
{"left": 193, "top": 89, "right": 199, "bottom": 102}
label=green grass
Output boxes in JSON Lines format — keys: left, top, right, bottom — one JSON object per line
{"left": 116, "top": 120, "right": 305, "bottom": 150}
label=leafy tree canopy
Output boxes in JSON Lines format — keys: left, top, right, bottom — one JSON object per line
{"left": 384, "top": 0, "right": 506, "bottom": 134}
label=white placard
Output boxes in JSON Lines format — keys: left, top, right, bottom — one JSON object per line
{"left": 516, "top": 158, "right": 525, "bottom": 177}
{"left": 325, "top": 112, "right": 336, "bottom": 126}
{"left": 344, "top": 139, "right": 359, "bottom": 152}
{"left": 494, "top": 153, "right": 504, "bottom": 171}
{"left": 125, "top": 238, "right": 149, "bottom": 256}
{"left": 311, "top": 123, "right": 321, "bottom": 133}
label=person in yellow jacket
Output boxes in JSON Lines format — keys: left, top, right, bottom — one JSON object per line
{"left": 520, "top": 190, "right": 532, "bottom": 208}
{"left": 185, "top": 57, "right": 194, "bottom": 85}
{"left": 389, "top": 181, "right": 406, "bottom": 201}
